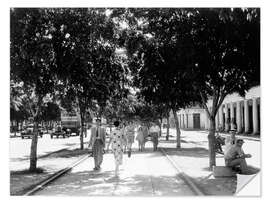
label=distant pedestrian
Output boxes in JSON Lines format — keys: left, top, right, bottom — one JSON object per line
{"left": 136, "top": 126, "right": 145, "bottom": 151}
{"left": 88, "top": 118, "right": 106, "bottom": 171}
{"left": 125, "top": 121, "right": 135, "bottom": 157}
{"left": 107, "top": 121, "right": 125, "bottom": 177}
{"left": 142, "top": 124, "right": 149, "bottom": 147}
{"left": 149, "top": 122, "right": 160, "bottom": 151}
{"left": 121, "top": 122, "right": 128, "bottom": 153}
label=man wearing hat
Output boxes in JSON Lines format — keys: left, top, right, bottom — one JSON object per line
{"left": 88, "top": 118, "right": 106, "bottom": 170}
{"left": 224, "top": 127, "right": 237, "bottom": 155}
{"left": 224, "top": 139, "right": 252, "bottom": 174}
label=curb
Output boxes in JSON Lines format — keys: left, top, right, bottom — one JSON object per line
{"left": 160, "top": 148, "right": 205, "bottom": 196}
{"left": 23, "top": 154, "right": 90, "bottom": 196}
{"left": 201, "top": 131, "right": 260, "bottom": 142}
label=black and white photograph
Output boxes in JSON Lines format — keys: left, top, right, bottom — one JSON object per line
{"left": 7, "top": 3, "right": 264, "bottom": 198}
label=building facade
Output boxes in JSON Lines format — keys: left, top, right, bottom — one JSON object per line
{"left": 177, "top": 86, "right": 260, "bottom": 135}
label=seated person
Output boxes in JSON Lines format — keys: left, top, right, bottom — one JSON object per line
{"left": 224, "top": 139, "right": 252, "bottom": 174}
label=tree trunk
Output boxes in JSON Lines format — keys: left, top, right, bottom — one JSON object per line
{"left": 208, "top": 116, "right": 216, "bottom": 170}
{"left": 166, "top": 115, "right": 170, "bottom": 141}
{"left": 173, "top": 109, "right": 181, "bottom": 148}
{"left": 29, "top": 119, "right": 39, "bottom": 171}
{"left": 80, "top": 113, "right": 85, "bottom": 150}
{"left": 159, "top": 118, "right": 162, "bottom": 137}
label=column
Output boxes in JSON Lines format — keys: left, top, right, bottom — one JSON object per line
{"left": 230, "top": 102, "right": 234, "bottom": 130}
{"left": 219, "top": 105, "right": 224, "bottom": 131}
{"left": 236, "top": 101, "right": 242, "bottom": 133}
{"left": 244, "top": 99, "right": 250, "bottom": 133}
{"left": 182, "top": 113, "right": 186, "bottom": 128}
{"left": 224, "top": 104, "right": 229, "bottom": 131}
{"left": 252, "top": 98, "right": 259, "bottom": 134}
{"left": 186, "top": 114, "right": 189, "bottom": 129}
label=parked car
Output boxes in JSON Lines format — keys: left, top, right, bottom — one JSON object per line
{"left": 51, "top": 125, "right": 68, "bottom": 139}
{"left": 62, "top": 126, "right": 79, "bottom": 137}
{"left": 21, "top": 124, "right": 43, "bottom": 139}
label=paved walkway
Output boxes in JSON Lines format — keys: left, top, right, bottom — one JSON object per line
{"left": 11, "top": 129, "right": 260, "bottom": 196}
{"left": 34, "top": 146, "right": 195, "bottom": 196}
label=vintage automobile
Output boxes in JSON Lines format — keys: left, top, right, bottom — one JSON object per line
{"left": 62, "top": 126, "right": 79, "bottom": 137}
{"left": 21, "top": 124, "right": 43, "bottom": 139}
{"left": 50, "top": 125, "right": 68, "bottom": 139}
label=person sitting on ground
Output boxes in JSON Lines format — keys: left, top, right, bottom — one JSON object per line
{"left": 215, "top": 133, "right": 225, "bottom": 153}
{"left": 224, "top": 139, "right": 252, "bottom": 174}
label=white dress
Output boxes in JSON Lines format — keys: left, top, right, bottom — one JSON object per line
{"left": 110, "top": 128, "right": 125, "bottom": 165}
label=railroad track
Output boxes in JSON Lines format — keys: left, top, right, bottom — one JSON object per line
{"left": 23, "top": 147, "right": 205, "bottom": 196}
{"left": 160, "top": 148, "right": 205, "bottom": 196}
{"left": 23, "top": 154, "right": 90, "bottom": 196}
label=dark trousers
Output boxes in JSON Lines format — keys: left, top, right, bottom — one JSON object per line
{"left": 93, "top": 139, "right": 104, "bottom": 168}
{"left": 225, "top": 158, "right": 249, "bottom": 174}
{"left": 151, "top": 132, "right": 159, "bottom": 151}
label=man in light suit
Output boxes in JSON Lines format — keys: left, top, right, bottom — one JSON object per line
{"left": 88, "top": 118, "right": 106, "bottom": 170}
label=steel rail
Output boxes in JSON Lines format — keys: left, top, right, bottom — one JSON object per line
{"left": 23, "top": 154, "right": 90, "bottom": 196}
{"left": 160, "top": 148, "right": 205, "bottom": 196}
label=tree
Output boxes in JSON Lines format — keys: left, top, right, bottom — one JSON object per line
{"left": 47, "top": 8, "right": 128, "bottom": 149}
{"left": 10, "top": 80, "right": 28, "bottom": 133}
{"left": 39, "top": 102, "right": 61, "bottom": 124}
{"left": 188, "top": 8, "right": 260, "bottom": 168}
{"left": 11, "top": 8, "right": 59, "bottom": 171}
{"left": 120, "top": 8, "right": 202, "bottom": 148}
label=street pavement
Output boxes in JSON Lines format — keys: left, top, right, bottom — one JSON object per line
{"left": 10, "top": 131, "right": 91, "bottom": 171}
{"left": 10, "top": 128, "right": 261, "bottom": 196}
{"left": 34, "top": 145, "right": 195, "bottom": 196}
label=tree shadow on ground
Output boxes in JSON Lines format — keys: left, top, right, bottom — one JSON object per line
{"left": 193, "top": 175, "right": 237, "bottom": 195}
{"left": 11, "top": 148, "right": 90, "bottom": 162}
{"left": 34, "top": 170, "right": 195, "bottom": 196}
{"left": 162, "top": 147, "right": 209, "bottom": 158}
{"left": 40, "top": 148, "right": 90, "bottom": 159}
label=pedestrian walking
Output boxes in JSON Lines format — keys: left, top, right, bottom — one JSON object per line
{"left": 121, "top": 122, "right": 128, "bottom": 153}
{"left": 107, "top": 121, "right": 125, "bottom": 177}
{"left": 142, "top": 124, "right": 149, "bottom": 148}
{"left": 149, "top": 122, "right": 160, "bottom": 151}
{"left": 136, "top": 126, "right": 145, "bottom": 151}
{"left": 125, "top": 121, "right": 135, "bottom": 157}
{"left": 88, "top": 118, "right": 106, "bottom": 171}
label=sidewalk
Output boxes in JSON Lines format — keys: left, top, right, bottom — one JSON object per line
{"left": 34, "top": 148, "right": 195, "bottom": 196}
{"left": 158, "top": 134, "right": 236, "bottom": 195}
{"left": 158, "top": 129, "right": 260, "bottom": 195}
{"left": 10, "top": 143, "right": 90, "bottom": 195}
{"left": 10, "top": 129, "right": 260, "bottom": 196}
{"left": 200, "top": 130, "right": 260, "bottom": 141}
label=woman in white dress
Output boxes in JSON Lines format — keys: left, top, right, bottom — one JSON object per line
{"left": 107, "top": 121, "right": 125, "bottom": 177}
